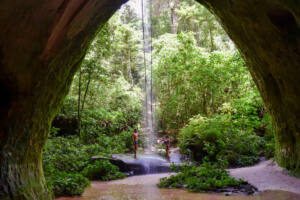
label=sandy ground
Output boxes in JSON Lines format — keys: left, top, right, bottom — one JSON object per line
{"left": 56, "top": 173, "right": 300, "bottom": 200}
{"left": 55, "top": 158, "right": 300, "bottom": 200}
{"left": 229, "top": 159, "right": 300, "bottom": 194}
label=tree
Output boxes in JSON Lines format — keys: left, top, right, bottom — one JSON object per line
{"left": 64, "top": 9, "right": 143, "bottom": 141}
{"left": 153, "top": 32, "right": 260, "bottom": 136}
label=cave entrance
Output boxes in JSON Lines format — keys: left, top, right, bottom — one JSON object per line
{"left": 0, "top": 0, "right": 299, "bottom": 199}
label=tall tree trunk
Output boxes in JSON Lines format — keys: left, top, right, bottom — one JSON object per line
{"left": 77, "top": 68, "right": 82, "bottom": 138}
{"left": 170, "top": 0, "right": 179, "bottom": 34}
{"left": 202, "top": 87, "right": 208, "bottom": 115}
{"left": 127, "top": 49, "right": 133, "bottom": 85}
{"left": 81, "top": 71, "right": 92, "bottom": 112}
{"left": 208, "top": 22, "right": 215, "bottom": 52}
{"left": 210, "top": 88, "right": 217, "bottom": 114}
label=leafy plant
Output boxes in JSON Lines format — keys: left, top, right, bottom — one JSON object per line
{"left": 178, "top": 114, "right": 263, "bottom": 167}
{"left": 46, "top": 171, "right": 90, "bottom": 197}
{"left": 81, "top": 160, "right": 126, "bottom": 181}
{"left": 43, "top": 135, "right": 129, "bottom": 197}
{"left": 158, "top": 162, "right": 244, "bottom": 192}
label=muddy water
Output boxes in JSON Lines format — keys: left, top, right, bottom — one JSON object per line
{"left": 56, "top": 174, "right": 300, "bottom": 200}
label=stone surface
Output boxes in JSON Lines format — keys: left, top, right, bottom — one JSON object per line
{"left": 92, "top": 154, "right": 182, "bottom": 175}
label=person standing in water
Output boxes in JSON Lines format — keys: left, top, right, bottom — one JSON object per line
{"left": 132, "top": 128, "right": 142, "bottom": 159}
{"left": 163, "top": 135, "right": 170, "bottom": 162}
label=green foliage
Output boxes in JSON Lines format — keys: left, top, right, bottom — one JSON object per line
{"left": 83, "top": 130, "right": 134, "bottom": 154}
{"left": 79, "top": 106, "right": 140, "bottom": 145}
{"left": 151, "top": 0, "right": 172, "bottom": 37}
{"left": 152, "top": 0, "right": 232, "bottom": 51}
{"left": 43, "top": 136, "right": 89, "bottom": 174}
{"left": 176, "top": 2, "right": 230, "bottom": 51}
{"left": 43, "top": 135, "right": 128, "bottom": 197}
{"left": 56, "top": 10, "right": 143, "bottom": 139}
{"left": 45, "top": 6, "right": 143, "bottom": 197}
{"left": 263, "top": 134, "right": 275, "bottom": 159}
{"left": 44, "top": 0, "right": 276, "bottom": 197}
{"left": 288, "top": 169, "right": 300, "bottom": 179}
{"left": 178, "top": 114, "right": 263, "bottom": 167}
{"left": 158, "top": 162, "right": 243, "bottom": 192}
{"left": 66, "top": 73, "right": 143, "bottom": 140}
{"left": 154, "top": 31, "right": 255, "bottom": 134}
{"left": 153, "top": 31, "right": 274, "bottom": 167}
{"left": 81, "top": 160, "right": 126, "bottom": 181}
{"left": 261, "top": 114, "right": 275, "bottom": 158}
{"left": 46, "top": 171, "right": 90, "bottom": 197}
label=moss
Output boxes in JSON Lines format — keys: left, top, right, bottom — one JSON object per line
{"left": 275, "top": 133, "right": 300, "bottom": 172}
{"left": 0, "top": 160, "right": 53, "bottom": 200}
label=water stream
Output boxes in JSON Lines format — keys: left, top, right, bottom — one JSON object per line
{"left": 141, "top": 0, "right": 156, "bottom": 152}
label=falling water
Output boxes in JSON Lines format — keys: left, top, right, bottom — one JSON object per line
{"left": 141, "top": 0, "right": 156, "bottom": 152}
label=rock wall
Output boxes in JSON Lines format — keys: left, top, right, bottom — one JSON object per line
{"left": 196, "top": 0, "right": 300, "bottom": 170}
{"left": 0, "top": 0, "right": 127, "bottom": 199}
{"left": 0, "top": 0, "right": 299, "bottom": 199}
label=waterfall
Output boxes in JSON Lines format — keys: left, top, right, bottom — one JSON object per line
{"left": 141, "top": 0, "right": 155, "bottom": 152}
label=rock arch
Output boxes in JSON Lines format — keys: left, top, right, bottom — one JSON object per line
{"left": 196, "top": 0, "right": 300, "bottom": 171}
{"left": 0, "top": 0, "right": 299, "bottom": 199}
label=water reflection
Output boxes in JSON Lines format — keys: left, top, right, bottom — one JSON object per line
{"left": 56, "top": 174, "right": 300, "bottom": 200}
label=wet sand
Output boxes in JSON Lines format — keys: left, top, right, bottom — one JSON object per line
{"left": 56, "top": 173, "right": 300, "bottom": 200}
{"left": 229, "top": 160, "right": 300, "bottom": 194}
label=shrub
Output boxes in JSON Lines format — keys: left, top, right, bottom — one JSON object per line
{"left": 79, "top": 101, "right": 141, "bottom": 142}
{"left": 178, "top": 114, "right": 262, "bottom": 167}
{"left": 158, "top": 162, "right": 243, "bottom": 192}
{"left": 81, "top": 160, "right": 126, "bottom": 181}
{"left": 261, "top": 115, "right": 275, "bottom": 158}
{"left": 82, "top": 130, "right": 133, "bottom": 154}
{"left": 43, "top": 135, "right": 128, "bottom": 197}
{"left": 43, "top": 136, "right": 90, "bottom": 174}
{"left": 46, "top": 171, "right": 90, "bottom": 197}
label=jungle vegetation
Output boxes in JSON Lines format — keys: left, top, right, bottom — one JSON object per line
{"left": 43, "top": 0, "right": 275, "bottom": 196}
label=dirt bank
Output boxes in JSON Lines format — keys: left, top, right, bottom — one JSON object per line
{"left": 229, "top": 159, "right": 300, "bottom": 194}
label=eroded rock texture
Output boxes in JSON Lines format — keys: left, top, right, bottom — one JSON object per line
{"left": 0, "top": 0, "right": 127, "bottom": 199}
{"left": 196, "top": 0, "right": 300, "bottom": 170}
{"left": 0, "top": 0, "right": 299, "bottom": 199}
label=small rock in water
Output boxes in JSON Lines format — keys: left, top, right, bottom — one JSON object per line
{"left": 225, "top": 192, "right": 232, "bottom": 196}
